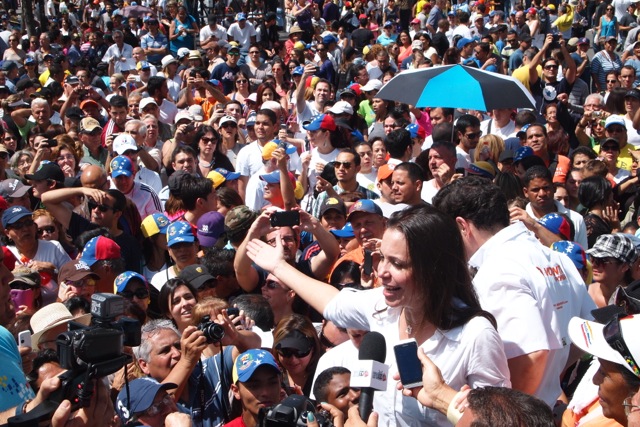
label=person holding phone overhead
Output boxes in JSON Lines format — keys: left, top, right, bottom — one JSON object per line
{"left": 244, "top": 204, "right": 510, "bottom": 425}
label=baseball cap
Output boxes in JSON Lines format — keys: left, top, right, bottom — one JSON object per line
{"left": 236, "top": 12, "right": 246, "bottom": 21}
{"left": 178, "top": 264, "right": 216, "bottom": 289}
{"left": 174, "top": 110, "right": 193, "bottom": 124}
{"left": 330, "top": 222, "right": 355, "bottom": 238}
{"left": 626, "top": 90, "right": 640, "bottom": 101}
{"left": 228, "top": 41, "right": 240, "bottom": 52}
{"left": 260, "top": 170, "right": 297, "bottom": 186}
{"left": 141, "top": 213, "right": 171, "bottom": 238}
{"left": 65, "top": 75, "right": 79, "bottom": 85}
{"left": 465, "top": 161, "right": 496, "bottom": 179}
{"left": 292, "top": 66, "right": 304, "bottom": 76}
{"left": 322, "top": 34, "right": 338, "bottom": 45}
{"left": 347, "top": 199, "right": 383, "bottom": 221}
{"left": 360, "top": 79, "right": 383, "bottom": 92}
{"left": 602, "top": 137, "right": 620, "bottom": 149}
{"left": 578, "top": 37, "right": 589, "bottom": 45}
{"left": 58, "top": 259, "right": 98, "bottom": 283}
{"left": 79, "top": 117, "right": 102, "bottom": 133}
{"left": 140, "top": 97, "right": 158, "bottom": 111}
{"left": 9, "top": 266, "right": 40, "bottom": 288}
{"left": 113, "top": 134, "right": 139, "bottom": 155}
{"left": 110, "top": 156, "right": 134, "bottom": 178}
{"left": 513, "top": 145, "right": 534, "bottom": 163}
{"left": 568, "top": 314, "right": 640, "bottom": 377}
{"left": 116, "top": 378, "right": 177, "bottom": 423}
{"left": 80, "top": 236, "right": 121, "bottom": 266}
{"left": 177, "top": 47, "right": 190, "bottom": 59}
{"left": 383, "top": 20, "right": 393, "bottom": 28}
{"left": 0, "top": 179, "right": 31, "bottom": 199}
{"left": 328, "top": 101, "right": 354, "bottom": 116}
{"left": 319, "top": 197, "right": 347, "bottom": 219}
{"left": 405, "top": 123, "right": 426, "bottom": 140}
{"left": 166, "top": 221, "right": 196, "bottom": 247}
{"left": 2, "top": 206, "right": 32, "bottom": 229}
{"left": 161, "top": 55, "right": 178, "bottom": 68}
{"left": 219, "top": 115, "right": 238, "bottom": 127}
{"left": 114, "top": 271, "right": 148, "bottom": 293}
{"left": 136, "top": 61, "right": 151, "bottom": 71}
{"left": 587, "top": 234, "right": 639, "bottom": 265}
{"left": 65, "top": 106, "right": 84, "bottom": 120}
{"left": 411, "top": 40, "right": 423, "bottom": 51}
{"left": 24, "top": 162, "right": 64, "bottom": 183}
{"left": 303, "top": 114, "right": 336, "bottom": 131}
{"left": 538, "top": 213, "right": 572, "bottom": 240}
{"left": 551, "top": 240, "right": 588, "bottom": 271}
{"left": 605, "top": 114, "right": 626, "bottom": 129}
{"left": 262, "top": 141, "right": 298, "bottom": 160}
{"left": 456, "top": 38, "right": 475, "bottom": 49}
{"left": 197, "top": 211, "right": 225, "bottom": 248}
{"left": 225, "top": 206, "right": 258, "bottom": 238}
{"left": 232, "top": 349, "right": 280, "bottom": 383}
{"left": 377, "top": 163, "right": 395, "bottom": 181}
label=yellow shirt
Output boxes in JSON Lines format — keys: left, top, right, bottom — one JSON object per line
{"left": 512, "top": 64, "right": 542, "bottom": 92}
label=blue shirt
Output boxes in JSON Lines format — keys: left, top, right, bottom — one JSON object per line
{"left": 376, "top": 33, "right": 398, "bottom": 47}
{"left": 140, "top": 32, "right": 169, "bottom": 64}
{"left": 0, "top": 326, "right": 35, "bottom": 413}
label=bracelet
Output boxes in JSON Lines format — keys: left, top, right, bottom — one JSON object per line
{"left": 446, "top": 392, "right": 464, "bottom": 424}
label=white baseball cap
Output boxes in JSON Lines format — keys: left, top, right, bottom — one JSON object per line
{"left": 328, "top": 100, "right": 354, "bottom": 115}
{"left": 113, "top": 134, "right": 138, "bottom": 155}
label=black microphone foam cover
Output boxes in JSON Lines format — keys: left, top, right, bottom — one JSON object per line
{"left": 358, "top": 331, "right": 386, "bottom": 363}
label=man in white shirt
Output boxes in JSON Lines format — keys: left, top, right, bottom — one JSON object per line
{"left": 296, "top": 63, "right": 332, "bottom": 124}
{"left": 227, "top": 13, "right": 257, "bottom": 65}
{"left": 433, "top": 176, "right": 596, "bottom": 408}
{"left": 101, "top": 30, "right": 134, "bottom": 74}
{"left": 200, "top": 15, "right": 228, "bottom": 50}
{"left": 480, "top": 108, "right": 516, "bottom": 140}
{"left": 110, "top": 155, "right": 162, "bottom": 218}
{"left": 454, "top": 114, "right": 481, "bottom": 170}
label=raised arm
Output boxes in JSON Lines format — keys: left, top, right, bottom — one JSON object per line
{"left": 296, "top": 63, "right": 317, "bottom": 115}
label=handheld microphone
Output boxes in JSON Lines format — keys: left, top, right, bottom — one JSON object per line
{"left": 353, "top": 331, "right": 387, "bottom": 421}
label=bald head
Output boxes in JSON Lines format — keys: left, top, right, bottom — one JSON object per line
{"left": 81, "top": 165, "right": 109, "bottom": 190}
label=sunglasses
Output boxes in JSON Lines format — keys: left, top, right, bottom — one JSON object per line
{"left": 544, "top": 64, "right": 558, "bottom": 70}
{"left": 118, "top": 288, "right": 150, "bottom": 299}
{"left": 88, "top": 200, "right": 116, "bottom": 213}
{"left": 601, "top": 144, "right": 619, "bottom": 151}
{"left": 590, "top": 256, "right": 620, "bottom": 267}
{"left": 144, "top": 395, "right": 173, "bottom": 417}
{"left": 603, "top": 313, "right": 640, "bottom": 376}
{"left": 264, "top": 280, "right": 283, "bottom": 290}
{"left": 201, "top": 137, "right": 217, "bottom": 144}
{"left": 465, "top": 131, "right": 482, "bottom": 139}
{"left": 221, "top": 123, "right": 237, "bottom": 129}
{"left": 334, "top": 161, "right": 352, "bottom": 169}
{"left": 66, "top": 278, "right": 97, "bottom": 288}
{"left": 236, "top": 79, "right": 248, "bottom": 84}
{"left": 228, "top": 52, "right": 240, "bottom": 56}
{"left": 277, "top": 347, "right": 312, "bottom": 358}
{"left": 607, "top": 79, "right": 618, "bottom": 83}
{"left": 37, "top": 226, "right": 56, "bottom": 236}
{"left": 8, "top": 219, "right": 34, "bottom": 230}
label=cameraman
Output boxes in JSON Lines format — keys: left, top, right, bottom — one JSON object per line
{"left": 134, "top": 317, "right": 260, "bottom": 427}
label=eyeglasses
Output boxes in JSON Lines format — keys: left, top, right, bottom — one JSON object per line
{"left": 601, "top": 144, "right": 619, "bottom": 152}
{"left": 277, "top": 347, "right": 312, "bottom": 358}
{"left": 88, "top": 200, "right": 116, "bottom": 213}
{"left": 228, "top": 52, "right": 240, "bottom": 56}
{"left": 590, "top": 256, "right": 621, "bottom": 267}
{"left": 118, "top": 288, "right": 150, "bottom": 299}
{"left": 623, "top": 397, "right": 640, "bottom": 417}
{"left": 603, "top": 313, "right": 640, "bottom": 376}
{"left": 143, "top": 395, "right": 173, "bottom": 417}
{"left": 544, "top": 64, "right": 558, "bottom": 70}
{"left": 201, "top": 137, "right": 217, "bottom": 144}
{"left": 264, "top": 280, "right": 284, "bottom": 290}
{"left": 8, "top": 219, "right": 34, "bottom": 230}
{"left": 65, "top": 277, "right": 96, "bottom": 288}
{"left": 465, "top": 131, "right": 482, "bottom": 139}
{"left": 236, "top": 79, "right": 248, "bottom": 84}
{"left": 334, "top": 161, "right": 352, "bottom": 169}
{"left": 37, "top": 226, "right": 56, "bottom": 236}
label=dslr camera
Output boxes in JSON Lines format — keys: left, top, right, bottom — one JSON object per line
{"left": 8, "top": 294, "right": 141, "bottom": 427}
{"left": 197, "top": 315, "right": 225, "bottom": 343}
{"left": 259, "top": 395, "right": 333, "bottom": 427}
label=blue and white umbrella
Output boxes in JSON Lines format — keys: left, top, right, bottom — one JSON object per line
{"left": 376, "top": 65, "right": 536, "bottom": 111}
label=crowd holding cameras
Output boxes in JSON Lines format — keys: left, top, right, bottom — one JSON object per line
{"left": 3, "top": 0, "right": 640, "bottom": 425}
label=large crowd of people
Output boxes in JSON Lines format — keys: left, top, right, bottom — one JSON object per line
{"left": 2, "top": 0, "right": 640, "bottom": 425}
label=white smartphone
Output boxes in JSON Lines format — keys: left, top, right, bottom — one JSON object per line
{"left": 18, "top": 330, "right": 32, "bottom": 348}
{"left": 393, "top": 339, "right": 423, "bottom": 388}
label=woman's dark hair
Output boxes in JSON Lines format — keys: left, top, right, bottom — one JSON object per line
{"left": 158, "top": 278, "right": 199, "bottom": 320}
{"left": 578, "top": 175, "right": 612, "bottom": 209}
{"left": 329, "top": 261, "right": 363, "bottom": 290}
{"left": 234, "top": 71, "right": 250, "bottom": 87}
{"left": 256, "top": 82, "right": 281, "bottom": 106}
{"left": 570, "top": 146, "right": 597, "bottom": 167}
{"left": 216, "top": 186, "right": 243, "bottom": 210}
{"left": 386, "top": 204, "right": 496, "bottom": 330}
{"left": 605, "top": 87, "right": 627, "bottom": 115}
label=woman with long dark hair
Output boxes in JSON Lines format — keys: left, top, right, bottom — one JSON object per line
{"left": 245, "top": 204, "right": 509, "bottom": 425}
{"left": 193, "top": 125, "right": 234, "bottom": 177}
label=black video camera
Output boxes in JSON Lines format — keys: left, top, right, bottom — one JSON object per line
{"left": 258, "top": 395, "right": 333, "bottom": 427}
{"left": 7, "top": 294, "right": 141, "bottom": 427}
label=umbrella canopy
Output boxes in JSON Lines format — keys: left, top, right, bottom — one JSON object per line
{"left": 376, "top": 65, "right": 536, "bottom": 111}
{"left": 121, "top": 5, "right": 153, "bottom": 18}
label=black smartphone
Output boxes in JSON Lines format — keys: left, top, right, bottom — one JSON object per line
{"left": 226, "top": 307, "right": 240, "bottom": 317}
{"left": 46, "top": 138, "right": 58, "bottom": 148}
{"left": 270, "top": 210, "right": 300, "bottom": 227}
{"left": 393, "top": 339, "right": 423, "bottom": 388}
{"left": 363, "top": 249, "right": 373, "bottom": 276}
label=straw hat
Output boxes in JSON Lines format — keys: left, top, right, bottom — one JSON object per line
{"left": 30, "top": 302, "right": 91, "bottom": 346}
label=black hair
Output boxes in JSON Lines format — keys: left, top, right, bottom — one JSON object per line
{"left": 158, "top": 278, "right": 199, "bottom": 320}
{"left": 256, "top": 108, "right": 277, "bottom": 125}
{"left": 395, "top": 162, "right": 425, "bottom": 181}
{"left": 522, "top": 165, "right": 552, "bottom": 187}
{"left": 578, "top": 176, "right": 612, "bottom": 209}
{"left": 338, "top": 147, "right": 361, "bottom": 167}
{"left": 433, "top": 176, "right": 510, "bottom": 232}
{"left": 466, "top": 387, "right": 554, "bottom": 426}
{"left": 455, "top": 114, "right": 481, "bottom": 133}
{"left": 233, "top": 294, "right": 275, "bottom": 331}
{"left": 313, "top": 367, "right": 351, "bottom": 403}
{"left": 385, "top": 129, "right": 413, "bottom": 159}
{"left": 146, "top": 76, "right": 166, "bottom": 98}
{"left": 178, "top": 174, "right": 213, "bottom": 211}
{"left": 329, "top": 261, "right": 362, "bottom": 290}
{"left": 63, "top": 296, "right": 91, "bottom": 315}
{"left": 109, "top": 95, "right": 127, "bottom": 109}
{"left": 106, "top": 189, "right": 127, "bottom": 211}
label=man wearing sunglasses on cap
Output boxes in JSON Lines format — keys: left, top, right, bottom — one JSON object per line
{"left": 57, "top": 258, "right": 100, "bottom": 303}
